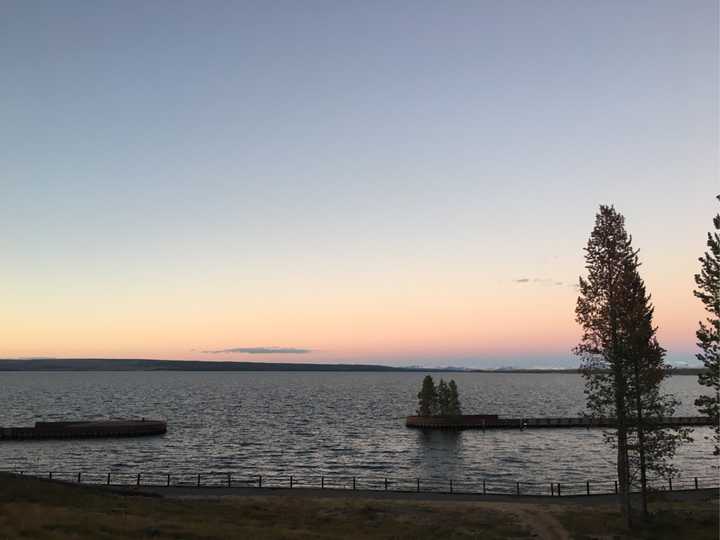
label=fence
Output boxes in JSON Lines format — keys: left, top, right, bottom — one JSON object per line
{"left": 7, "top": 469, "right": 719, "bottom": 497}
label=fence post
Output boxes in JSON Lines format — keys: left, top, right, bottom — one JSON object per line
{"left": 321, "top": 476, "right": 324, "bottom": 489}
{"left": 197, "top": 474, "right": 201, "bottom": 488}
{"left": 167, "top": 474, "right": 170, "bottom": 487}
{"left": 482, "top": 479, "right": 486, "bottom": 495}
{"left": 384, "top": 478, "right": 388, "bottom": 491}
{"left": 416, "top": 478, "right": 420, "bottom": 493}
{"left": 450, "top": 479, "right": 453, "bottom": 494}
{"left": 668, "top": 478, "right": 672, "bottom": 491}
{"left": 586, "top": 480, "right": 590, "bottom": 495}
{"left": 107, "top": 472, "right": 111, "bottom": 486}
{"left": 557, "top": 483, "right": 561, "bottom": 497}
{"left": 228, "top": 473, "right": 231, "bottom": 488}
{"left": 48, "top": 472, "right": 53, "bottom": 480}
{"left": 137, "top": 473, "right": 141, "bottom": 486}
{"left": 551, "top": 483, "right": 554, "bottom": 496}
{"left": 290, "top": 476, "right": 293, "bottom": 489}
{"left": 258, "top": 475, "right": 262, "bottom": 489}
{"left": 77, "top": 472, "right": 81, "bottom": 483}
{"left": 695, "top": 477, "right": 699, "bottom": 490}
{"left": 516, "top": 482, "right": 520, "bottom": 496}
{"left": 352, "top": 477, "right": 356, "bottom": 491}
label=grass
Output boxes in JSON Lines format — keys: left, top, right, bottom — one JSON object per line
{"left": 555, "top": 492, "right": 719, "bottom": 540}
{"left": 0, "top": 473, "right": 530, "bottom": 539}
{"left": 1, "top": 473, "right": 717, "bottom": 539}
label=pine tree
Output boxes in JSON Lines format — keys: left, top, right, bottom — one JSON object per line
{"left": 575, "top": 205, "right": 634, "bottom": 525}
{"left": 619, "top": 255, "right": 690, "bottom": 517}
{"left": 694, "top": 195, "right": 720, "bottom": 455}
{"left": 447, "top": 380, "right": 462, "bottom": 416}
{"left": 437, "top": 379, "right": 450, "bottom": 415}
{"left": 575, "top": 205, "right": 687, "bottom": 525}
{"left": 416, "top": 375, "right": 438, "bottom": 416}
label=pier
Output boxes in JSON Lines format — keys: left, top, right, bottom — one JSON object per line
{"left": 405, "top": 414, "right": 715, "bottom": 430}
{"left": 0, "top": 419, "right": 167, "bottom": 440}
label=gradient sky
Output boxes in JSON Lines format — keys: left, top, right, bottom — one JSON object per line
{"left": 1, "top": 1, "right": 717, "bottom": 367}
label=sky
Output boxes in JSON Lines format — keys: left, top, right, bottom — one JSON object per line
{"left": 1, "top": 1, "right": 717, "bottom": 367}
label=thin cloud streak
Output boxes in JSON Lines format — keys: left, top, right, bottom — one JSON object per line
{"left": 513, "top": 277, "right": 576, "bottom": 287}
{"left": 203, "top": 347, "right": 312, "bottom": 354}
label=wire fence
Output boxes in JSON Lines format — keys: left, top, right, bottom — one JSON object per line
{"left": 6, "top": 468, "right": 719, "bottom": 497}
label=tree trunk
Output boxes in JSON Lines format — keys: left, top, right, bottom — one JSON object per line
{"left": 615, "top": 379, "right": 632, "bottom": 528}
{"left": 610, "top": 292, "right": 632, "bottom": 529}
{"left": 633, "top": 361, "right": 649, "bottom": 518}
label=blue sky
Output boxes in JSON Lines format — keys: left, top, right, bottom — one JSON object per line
{"left": 1, "top": 1, "right": 717, "bottom": 367}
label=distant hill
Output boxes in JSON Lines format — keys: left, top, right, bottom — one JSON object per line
{"left": 0, "top": 358, "right": 706, "bottom": 375}
{"left": 0, "top": 358, "right": 417, "bottom": 372}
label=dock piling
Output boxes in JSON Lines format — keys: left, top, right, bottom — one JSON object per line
{"left": 416, "top": 478, "right": 420, "bottom": 493}
{"left": 77, "top": 472, "right": 81, "bottom": 483}
{"left": 586, "top": 480, "right": 590, "bottom": 495}
{"left": 695, "top": 477, "right": 699, "bottom": 489}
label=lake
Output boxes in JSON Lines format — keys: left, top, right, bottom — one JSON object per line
{"left": 0, "top": 371, "right": 717, "bottom": 493}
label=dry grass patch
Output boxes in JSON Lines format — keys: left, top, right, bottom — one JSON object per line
{"left": 0, "top": 473, "right": 530, "bottom": 539}
{"left": 555, "top": 494, "right": 719, "bottom": 540}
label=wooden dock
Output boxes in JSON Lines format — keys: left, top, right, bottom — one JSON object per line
{"left": 405, "top": 414, "right": 716, "bottom": 430}
{"left": 0, "top": 419, "right": 167, "bottom": 440}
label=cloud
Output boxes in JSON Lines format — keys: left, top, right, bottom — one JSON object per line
{"left": 203, "top": 347, "right": 312, "bottom": 354}
{"left": 513, "top": 277, "right": 573, "bottom": 287}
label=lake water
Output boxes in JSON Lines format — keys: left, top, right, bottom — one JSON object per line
{"left": 1, "top": 372, "right": 717, "bottom": 493}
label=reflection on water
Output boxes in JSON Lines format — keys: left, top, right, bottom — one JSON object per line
{"left": 0, "top": 371, "right": 717, "bottom": 483}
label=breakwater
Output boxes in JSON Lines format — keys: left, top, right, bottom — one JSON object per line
{"left": 405, "top": 415, "right": 715, "bottom": 430}
{"left": 0, "top": 420, "right": 167, "bottom": 440}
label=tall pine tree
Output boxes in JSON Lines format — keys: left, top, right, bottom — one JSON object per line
{"left": 575, "top": 205, "right": 686, "bottom": 525}
{"left": 619, "top": 254, "right": 689, "bottom": 517}
{"left": 694, "top": 195, "right": 720, "bottom": 455}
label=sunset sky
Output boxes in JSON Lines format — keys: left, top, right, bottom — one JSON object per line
{"left": 2, "top": 1, "right": 717, "bottom": 367}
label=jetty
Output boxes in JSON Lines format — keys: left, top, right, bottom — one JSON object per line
{"left": 405, "top": 414, "right": 715, "bottom": 430}
{"left": 0, "top": 419, "right": 167, "bottom": 440}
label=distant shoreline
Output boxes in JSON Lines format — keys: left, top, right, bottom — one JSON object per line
{"left": 0, "top": 358, "right": 706, "bottom": 375}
